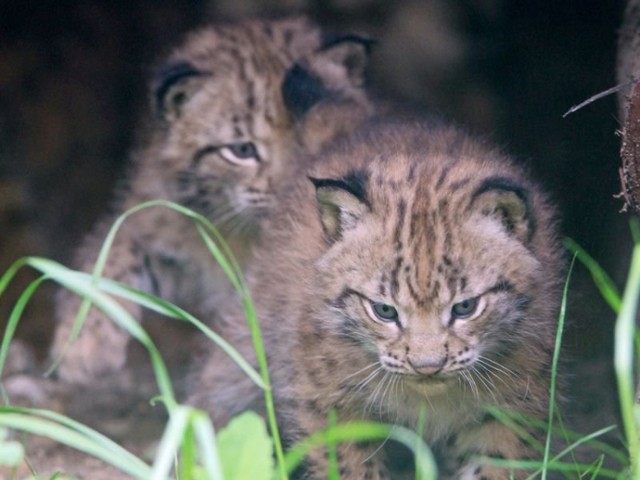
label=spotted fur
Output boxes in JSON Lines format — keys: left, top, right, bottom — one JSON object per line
{"left": 190, "top": 117, "right": 564, "bottom": 479}
{"left": 50, "top": 16, "right": 372, "bottom": 385}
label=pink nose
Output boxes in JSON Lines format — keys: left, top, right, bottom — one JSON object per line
{"left": 408, "top": 358, "right": 446, "bottom": 376}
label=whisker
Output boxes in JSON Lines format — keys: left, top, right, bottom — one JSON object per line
{"left": 366, "top": 371, "right": 389, "bottom": 416}
{"left": 355, "top": 366, "right": 383, "bottom": 393}
{"left": 478, "top": 356, "right": 518, "bottom": 381}
{"left": 459, "top": 369, "right": 479, "bottom": 401}
{"left": 342, "top": 362, "right": 380, "bottom": 383}
{"left": 475, "top": 357, "right": 518, "bottom": 392}
{"left": 469, "top": 366, "right": 498, "bottom": 404}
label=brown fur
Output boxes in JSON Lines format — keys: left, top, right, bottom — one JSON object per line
{"left": 190, "top": 117, "right": 564, "bottom": 479}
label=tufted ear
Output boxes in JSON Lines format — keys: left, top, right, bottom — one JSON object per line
{"left": 310, "top": 171, "right": 370, "bottom": 243}
{"left": 317, "top": 33, "right": 375, "bottom": 87}
{"left": 471, "top": 177, "right": 534, "bottom": 244}
{"left": 152, "top": 61, "right": 208, "bottom": 121}
{"left": 281, "top": 64, "right": 331, "bottom": 119}
{"left": 281, "top": 34, "right": 374, "bottom": 119}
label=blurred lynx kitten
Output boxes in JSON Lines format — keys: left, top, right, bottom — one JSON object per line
{"left": 50, "top": 16, "right": 372, "bottom": 385}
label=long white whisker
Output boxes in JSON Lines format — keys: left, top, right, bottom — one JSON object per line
{"left": 469, "top": 366, "right": 497, "bottom": 404}
{"left": 366, "top": 371, "right": 389, "bottom": 416}
{"left": 355, "top": 366, "right": 383, "bottom": 393}
{"left": 479, "top": 356, "right": 518, "bottom": 381}
{"left": 460, "top": 369, "right": 479, "bottom": 401}
{"left": 343, "top": 362, "right": 380, "bottom": 383}
{"left": 475, "top": 357, "right": 518, "bottom": 392}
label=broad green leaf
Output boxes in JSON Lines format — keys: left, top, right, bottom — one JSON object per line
{"left": 217, "top": 411, "right": 273, "bottom": 480}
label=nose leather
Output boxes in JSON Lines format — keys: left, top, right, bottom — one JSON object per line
{"left": 408, "top": 357, "right": 446, "bottom": 376}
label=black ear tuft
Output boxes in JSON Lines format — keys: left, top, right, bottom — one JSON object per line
{"left": 282, "top": 32, "right": 374, "bottom": 119}
{"left": 152, "top": 61, "right": 206, "bottom": 120}
{"left": 310, "top": 170, "right": 370, "bottom": 243}
{"left": 471, "top": 177, "right": 535, "bottom": 244}
{"left": 318, "top": 33, "right": 376, "bottom": 86}
{"left": 320, "top": 33, "right": 377, "bottom": 55}
{"left": 281, "top": 64, "right": 331, "bottom": 119}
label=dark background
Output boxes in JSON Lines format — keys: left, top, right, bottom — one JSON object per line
{"left": 0, "top": 0, "right": 628, "bottom": 394}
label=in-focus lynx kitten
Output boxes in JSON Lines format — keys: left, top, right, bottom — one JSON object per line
{"left": 190, "top": 117, "right": 564, "bottom": 479}
{"left": 50, "top": 16, "right": 371, "bottom": 384}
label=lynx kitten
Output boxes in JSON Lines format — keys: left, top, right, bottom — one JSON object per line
{"left": 50, "top": 16, "right": 371, "bottom": 384}
{"left": 190, "top": 117, "right": 563, "bottom": 479}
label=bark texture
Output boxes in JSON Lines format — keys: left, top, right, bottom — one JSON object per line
{"left": 618, "top": 0, "right": 640, "bottom": 213}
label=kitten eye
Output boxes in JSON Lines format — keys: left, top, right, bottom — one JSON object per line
{"left": 451, "top": 297, "right": 480, "bottom": 320}
{"left": 219, "top": 142, "right": 260, "bottom": 165}
{"left": 371, "top": 302, "right": 399, "bottom": 323}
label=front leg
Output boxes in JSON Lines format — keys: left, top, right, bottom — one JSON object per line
{"left": 453, "top": 420, "right": 534, "bottom": 480}
{"left": 289, "top": 399, "right": 390, "bottom": 480}
{"left": 50, "top": 224, "right": 149, "bottom": 385}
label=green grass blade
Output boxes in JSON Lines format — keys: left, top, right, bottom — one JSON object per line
{"left": 0, "top": 407, "right": 151, "bottom": 479}
{"left": 191, "top": 206, "right": 286, "bottom": 478}
{"left": 0, "top": 258, "right": 34, "bottom": 392}
{"left": 0, "top": 258, "right": 29, "bottom": 301}
{"left": 282, "top": 421, "right": 437, "bottom": 479}
{"left": 527, "top": 425, "right": 618, "bottom": 479}
{"left": 151, "top": 406, "right": 224, "bottom": 480}
{"left": 326, "top": 410, "right": 339, "bottom": 480}
{"left": 541, "top": 254, "right": 575, "bottom": 479}
{"left": 0, "top": 274, "right": 48, "bottom": 385}
{"left": 564, "top": 238, "right": 622, "bottom": 313}
{"left": 485, "top": 407, "right": 544, "bottom": 454}
{"left": 192, "top": 411, "right": 224, "bottom": 480}
{"left": 481, "top": 457, "right": 620, "bottom": 478}
{"left": 614, "top": 243, "right": 640, "bottom": 478}
{"left": 150, "top": 406, "right": 190, "bottom": 480}
{"left": 586, "top": 455, "right": 605, "bottom": 480}
{"left": 68, "top": 271, "right": 265, "bottom": 389}
{"left": 72, "top": 199, "right": 283, "bottom": 475}
{"left": 238, "top": 293, "right": 286, "bottom": 480}
{"left": 23, "top": 257, "right": 177, "bottom": 411}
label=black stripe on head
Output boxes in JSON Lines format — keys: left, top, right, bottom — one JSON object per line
{"left": 281, "top": 63, "right": 331, "bottom": 119}
{"left": 309, "top": 169, "right": 369, "bottom": 206}
{"left": 152, "top": 61, "right": 207, "bottom": 118}
{"left": 471, "top": 176, "right": 535, "bottom": 243}
{"left": 472, "top": 177, "right": 529, "bottom": 206}
{"left": 320, "top": 33, "right": 377, "bottom": 54}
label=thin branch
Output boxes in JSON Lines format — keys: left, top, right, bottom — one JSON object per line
{"left": 563, "top": 81, "right": 634, "bottom": 118}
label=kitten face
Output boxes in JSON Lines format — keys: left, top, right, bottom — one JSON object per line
{"left": 325, "top": 215, "right": 537, "bottom": 385}
{"left": 153, "top": 22, "right": 306, "bottom": 236}
{"left": 311, "top": 130, "right": 548, "bottom": 394}
{"left": 145, "top": 17, "right": 370, "bottom": 237}
{"left": 166, "top": 73, "right": 295, "bottom": 235}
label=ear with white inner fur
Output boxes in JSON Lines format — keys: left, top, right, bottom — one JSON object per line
{"left": 152, "top": 61, "right": 208, "bottom": 122}
{"left": 310, "top": 171, "right": 370, "bottom": 243}
{"left": 471, "top": 177, "right": 534, "bottom": 244}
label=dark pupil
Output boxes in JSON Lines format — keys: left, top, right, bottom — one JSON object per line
{"left": 374, "top": 303, "right": 397, "bottom": 320}
{"left": 230, "top": 142, "right": 256, "bottom": 159}
{"left": 452, "top": 298, "right": 477, "bottom": 318}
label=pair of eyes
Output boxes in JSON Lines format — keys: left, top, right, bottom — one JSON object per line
{"left": 218, "top": 141, "right": 260, "bottom": 165}
{"left": 364, "top": 297, "right": 483, "bottom": 324}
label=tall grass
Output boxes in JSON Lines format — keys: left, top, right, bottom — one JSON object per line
{"left": 0, "top": 202, "right": 638, "bottom": 479}
{"left": 0, "top": 202, "right": 436, "bottom": 480}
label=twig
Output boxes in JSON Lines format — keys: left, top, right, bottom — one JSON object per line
{"left": 563, "top": 81, "right": 634, "bottom": 118}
